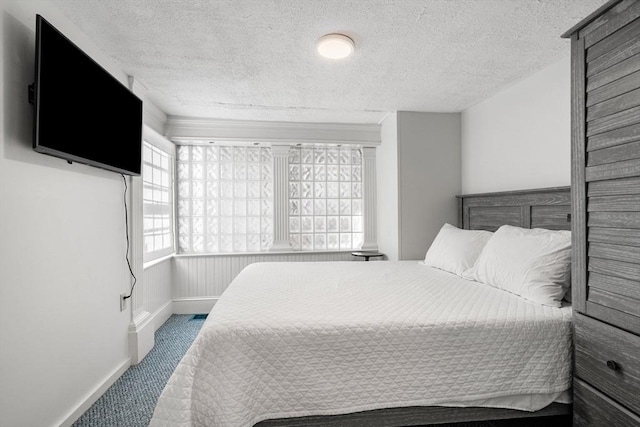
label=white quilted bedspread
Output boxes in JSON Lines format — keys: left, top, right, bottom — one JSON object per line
{"left": 150, "top": 261, "right": 572, "bottom": 427}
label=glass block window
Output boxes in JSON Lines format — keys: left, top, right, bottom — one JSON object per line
{"left": 142, "top": 142, "right": 174, "bottom": 261}
{"left": 288, "top": 146, "right": 363, "bottom": 250}
{"left": 177, "top": 145, "right": 273, "bottom": 253}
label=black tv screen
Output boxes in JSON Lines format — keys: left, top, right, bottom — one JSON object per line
{"left": 33, "top": 15, "right": 142, "bottom": 176}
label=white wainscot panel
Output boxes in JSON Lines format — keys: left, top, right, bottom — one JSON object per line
{"left": 173, "top": 252, "right": 353, "bottom": 312}
{"left": 143, "top": 258, "right": 173, "bottom": 316}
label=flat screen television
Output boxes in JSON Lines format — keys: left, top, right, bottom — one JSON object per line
{"left": 32, "top": 14, "right": 142, "bottom": 176}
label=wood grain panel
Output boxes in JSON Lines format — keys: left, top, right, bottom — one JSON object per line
{"left": 588, "top": 176, "right": 640, "bottom": 196}
{"left": 588, "top": 194, "right": 640, "bottom": 211}
{"left": 457, "top": 191, "right": 570, "bottom": 208}
{"left": 588, "top": 123, "right": 640, "bottom": 151}
{"left": 586, "top": 301, "right": 640, "bottom": 335}
{"left": 587, "top": 140, "right": 640, "bottom": 166}
{"left": 458, "top": 188, "right": 571, "bottom": 232}
{"left": 586, "top": 88, "right": 640, "bottom": 122}
{"left": 587, "top": 32, "right": 640, "bottom": 77}
{"left": 587, "top": 70, "right": 640, "bottom": 107}
{"left": 589, "top": 256, "right": 640, "bottom": 281}
{"left": 462, "top": 207, "right": 470, "bottom": 232}
{"left": 530, "top": 205, "right": 571, "bottom": 230}
{"left": 468, "top": 207, "right": 521, "bottom": 231}
{"left": 589, "top": 242, "right": 640, "bottom": 264}
{"left": 588, "top": 211, "right": 640, "bottom": 228}
{"left": 570, "top": 5, "right": 640, "bottom": 423}
{"left": 589, "top": 226, "right": 640, "bottom": 247}
{"left": 589, "top": 271, "right": 640, "bottom": 300}
{"left": 585, "top": 158, "right": 640, "bottom": 181}
{"left": 574, "top": 312, "right": 640, "bottom": 414}
{"left": 587, "top": 53, "right": 640, "bottom": 92}
{"left": 586, "top": 17, "right": 640, "bottom": 63}
{"left": 580, "top": 0, "right": 640, "bottom": 47}
{"left": 574, "top": 378, "right": 640, "bottom": 427}
{"left": 587, "top": 123, "right": 640, "bottom": 151}
{"left": 567, "top": 0, "right": 625, "bottom": 37}
{"left": 572, "top": 34, "right": 588, "bottom": 314}
{"left": 587, "top": 105, "right": 640, "bottom": 137}
{"left": 589, "top": 286, "right": 640, "bottom": 315}
{"left": 521, "top": 206, "right": 531, "bottom": 229}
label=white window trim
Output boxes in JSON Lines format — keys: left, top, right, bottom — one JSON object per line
{"left": 145, "top": 126, "right": 177, "bottom": 155}
{"left": 285, "top": 145, "right": 365, "bottom": 251}
{"left": 175, "top": 144, "right": 274, "bottom": 253}
{"left": 166, "top": 118, "right": 381, "bottom": 254}
{"left": 166, "top": 117, "right": 381, "bottom": 147}
{"left": 173, "top": 141, "right": 378, "bottom": 254}
{"left": 173, "top": 249, "right": 355, "bottom": 258}
{"left": 143, "top": 253, "right": 174, "bottom": 270}
{"left": 142, "top": 127, "right": 177, "bottom": 263}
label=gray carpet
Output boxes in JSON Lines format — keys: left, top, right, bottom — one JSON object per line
{"left": 73, "top": 314, "right": 206, "bottom": 427}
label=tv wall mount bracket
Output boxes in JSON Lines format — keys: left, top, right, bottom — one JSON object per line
{"left": 28, "top": 83, "right": 35, "bottom": 105}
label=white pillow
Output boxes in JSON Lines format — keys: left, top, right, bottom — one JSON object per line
{"left": 463, "top": 225, "right": 571, "bottom": 307}
{"left": 423, "top": 223, "right": 493, "bottom": 276}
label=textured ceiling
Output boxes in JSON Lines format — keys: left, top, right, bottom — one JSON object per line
{"left": 51, "top": 0, "right": 607, "bottom": 124}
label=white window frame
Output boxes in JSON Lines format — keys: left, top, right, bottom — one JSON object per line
{"left": 173, "top": 141, "right": 377, "bottom": 254}
{"left": 287, "top": 145, "right": 364, "bottom": 251}
{"left": 142, "top": 132, "right": 176, "bottom": 262}
{"left": 175, "top": 144, "right": 274, "bottom": 254}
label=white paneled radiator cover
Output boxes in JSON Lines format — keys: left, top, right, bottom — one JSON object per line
{"left": 173, "top": 252, "right": 354, "bottom": 302}
{"left": 143, "top": 258, "right": 173, "bottom": 316}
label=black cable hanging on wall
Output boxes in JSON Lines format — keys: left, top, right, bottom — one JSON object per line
{"left": 121, "top": 174, "right": 137, "bottom": 300}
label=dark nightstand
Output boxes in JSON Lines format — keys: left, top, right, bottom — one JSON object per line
{"left": 351, "top": 251, "right": 384, "bottom": 261}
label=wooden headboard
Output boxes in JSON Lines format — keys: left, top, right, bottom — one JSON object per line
{"left": 456, "top": 186, "right": 571, "bottom": 231}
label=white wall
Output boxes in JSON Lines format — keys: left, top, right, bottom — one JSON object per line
{"left": 377, "top": 112, "right": 461, "bottom": 261}
{"left": 377, "top": 113, "right": 400, "bottom": 260}
{"left": 398, "top": 112, "right": 461, "bottom": 260}
{"left": 461, "top": 56, "right": 571, "bottom": 194}
{"left": 0, "top": 2, "right": 134, "bottom": 426}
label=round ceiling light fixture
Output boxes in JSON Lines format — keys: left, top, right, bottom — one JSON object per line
{"left": 316, "top": 34, "right": 355, "bottom": 59}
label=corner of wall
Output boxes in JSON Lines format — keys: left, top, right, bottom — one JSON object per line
{"left": 129, "top": 77, "right": 169, "bottom": 136}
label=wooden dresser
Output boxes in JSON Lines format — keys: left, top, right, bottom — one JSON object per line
{"left": 562, "top": 0, "right": 640, "bottom": 425}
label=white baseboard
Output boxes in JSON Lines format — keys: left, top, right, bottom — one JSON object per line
{"left": 128, "top": 300, "right": 174, "bottom": 365}
{"left": 56, "top": 301, "right": 178, "bottom": 426}
{"left": 128, "top": 310, "right": 154, "bottom": 365}
{"left": 172, "top": 297, "right": 218, "bottom": 314}
{"left": 57, "top": 358, "right": 131, "bottom": 427}
{"left": 152, "top": 300, "right": 174, "bottom": 331}
{"left": 57, "top": 299, "right": 207, "bottom": 426}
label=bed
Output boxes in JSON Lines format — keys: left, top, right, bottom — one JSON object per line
{"left": 151, "top": 186, "right": 573, "bottom": 427}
